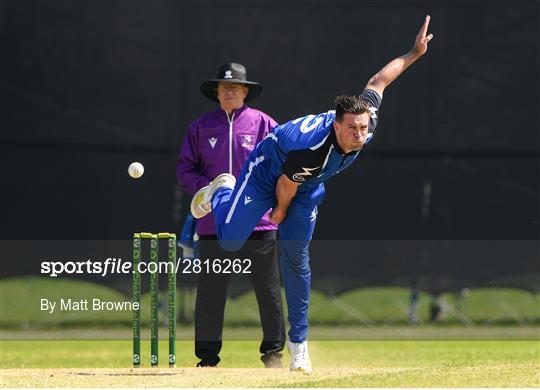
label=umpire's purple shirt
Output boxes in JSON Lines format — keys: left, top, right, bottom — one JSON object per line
{"left": 177, "top": 105, "right": 278, "bottom": 236}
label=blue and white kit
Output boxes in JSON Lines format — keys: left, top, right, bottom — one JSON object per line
{"left": 210, "top": 89, "right": 382, "bottom": 342}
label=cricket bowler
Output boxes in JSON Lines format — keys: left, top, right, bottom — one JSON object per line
{"left": 190, "top": 16, "right": 434, "bottom": 372}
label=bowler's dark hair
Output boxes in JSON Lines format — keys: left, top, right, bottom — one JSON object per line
{"left": 334, "top": 95, "right": 370, "bottom": 121}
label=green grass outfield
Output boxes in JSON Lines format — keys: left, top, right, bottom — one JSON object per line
{"left": 2, "top": 277, "right": 539, "bottom": 386}
{"left": 1, "top": 339, "right": 538, "bottom": 387}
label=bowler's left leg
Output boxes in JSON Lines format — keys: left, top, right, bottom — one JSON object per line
{"left": 278, "top": 184, "right": 324, "bottom": 373}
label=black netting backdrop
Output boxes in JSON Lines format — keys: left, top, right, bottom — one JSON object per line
{"left": 0, "top": 0, "right": 538, "bottom": 292}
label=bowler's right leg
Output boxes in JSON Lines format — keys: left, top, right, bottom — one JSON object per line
{"left": 190, "top": 158, "right": 274, "bottom": 252}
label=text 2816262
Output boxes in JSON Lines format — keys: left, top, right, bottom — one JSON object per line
{"left": 181, "top": 258, "right": 252, "bottom": 274}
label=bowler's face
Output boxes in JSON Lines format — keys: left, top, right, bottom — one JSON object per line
{"left": 334, "top": 112, "right": 370, "bottom": 153}
{"left": 217, "top": 81, "right": 248, "bottom": 111}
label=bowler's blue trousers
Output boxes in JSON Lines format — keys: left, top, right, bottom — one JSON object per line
{"left": 211, "top": 158, "right": 324, "bottom": 343}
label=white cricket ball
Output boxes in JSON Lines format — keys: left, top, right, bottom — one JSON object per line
{"left": 128, "top": 162, "right": 144, "bottom": 179}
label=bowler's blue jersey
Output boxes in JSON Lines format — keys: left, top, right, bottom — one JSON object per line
{"left": 251, "top": 89, "right": 382, "bottom": 192}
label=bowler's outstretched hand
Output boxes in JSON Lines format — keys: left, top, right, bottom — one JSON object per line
{"left": 413, "top": 15, "right": 434, "bottom": 56}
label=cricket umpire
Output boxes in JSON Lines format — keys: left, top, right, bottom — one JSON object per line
{"left": 176, "top": 63, "right": 285, "bottom": 367}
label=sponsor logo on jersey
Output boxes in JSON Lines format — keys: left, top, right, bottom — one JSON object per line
{"left": 209, "top": 137, "right": 217, "bottom": 148}
{"left": 244, "top": 195, "right": 253, "bottom": 205}
{"left": 292, "top": 166, "right": 321, "bottom": 182}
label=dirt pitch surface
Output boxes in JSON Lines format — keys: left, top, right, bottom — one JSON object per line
{"left": 1, "top": 367, "right": 404, "bottom": 387}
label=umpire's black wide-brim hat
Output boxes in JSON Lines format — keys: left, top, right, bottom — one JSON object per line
{"left": 200, "top": 62, "right": 263, "bottom": 103}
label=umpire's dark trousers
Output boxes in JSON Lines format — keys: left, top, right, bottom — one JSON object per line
{"left": 195, "top": 230, "right": 285, "bottom": 365}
